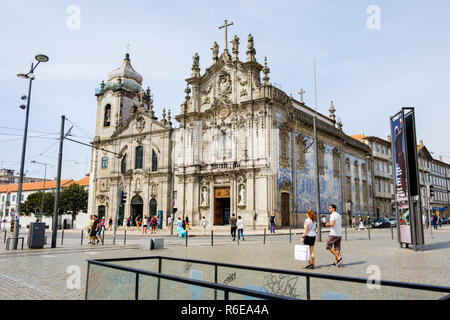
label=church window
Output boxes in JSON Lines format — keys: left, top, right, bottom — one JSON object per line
{"left": 121, "top": 154, "right": 127, "bottom": 174}
{"left": 152, "top": 149, "right": 158, "bottom": 172}
{"left": 332, "top": 147, "right": 340, "bottom": 178}
{"left": 104, "top": 104, "right": 111, "bottom": 127}
{"left": 101, "top": 157, "right": 108, "bottom": 169}
{"left": 135, "top": 146, "right": 143, "bottom": 169}
{"left": 296, "top": 135, "right": 306, "bottom": 170}
{"left": 279, "top": 130, "right": 289, "bottom": 168}
{"left": 318, "top": 142, "right": 325, "bottom": 175}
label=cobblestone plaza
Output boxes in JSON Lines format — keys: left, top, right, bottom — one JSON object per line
{"left": 0, "top": 226, "right": 448, "bottom": 300}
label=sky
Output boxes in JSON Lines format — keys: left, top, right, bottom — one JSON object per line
{"left": 0, "top": 0, "right": 449, "bottom": 181}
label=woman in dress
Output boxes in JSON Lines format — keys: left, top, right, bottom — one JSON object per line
{"left": 301, "top": 209, "right": 317, "bottom": 269}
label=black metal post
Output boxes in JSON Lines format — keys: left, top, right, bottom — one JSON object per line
{"left": 263, "top": 228, "right": 266, "bottom": 244}
{"left": 135, "top": 273, "right": 139, "bottom": 300}
{"left": 157, "top": 257, "right": 161, "bottom": 300}
{"left": 51, "top": 115, "right": 65, "bottom": 248}
{"left": 3, "top": 229, "right": 7, "bottom": 243}
{"left": 345, "top": 226, "right": 347, "bottom": 241}
{"left": 368, "top": 218, "right": 371, "bottom": 240}
{"left": 102, "top": 230, "right": 105, "bottom": 245}
{"left": 124, "top": 230, "right": 127, "bottom": 245}
{"left": 214, "top": 265, "right": 218, "bottom": 300}
{"left": 185, "top": 230, "right": 188, "bottom": 246}
{"left": 13, "top": 63, "right": 34, "bottom": 250}
{"left": 61, "top": 229, "right": 64, "bottom": 245}
{"left": 306, "top": 276, "right": 311, "bottom": 300}
{"left": 211, "top": 230, "right": 213, "bottom": 246}
{"left": 289, "top": 227, "right": 292, "bottom": 244}
{"left": 81, "top": 230, "right": 83, "bottom": 246}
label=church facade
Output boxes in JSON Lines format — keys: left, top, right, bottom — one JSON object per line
{"left": 88, "top": 31, "right": 373, "bottom": 229}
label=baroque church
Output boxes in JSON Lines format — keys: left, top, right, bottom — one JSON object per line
{"left": 87, "top": 25, "right": 373, "bottom": 229}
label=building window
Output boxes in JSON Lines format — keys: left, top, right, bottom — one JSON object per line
{"left": 104, "top": 104, "right": 111, "bottom": 127}
{"left": 101, "top": 157, "right": 108, "bottom": 169}
{"left": 296, "top": 135, "right": 306, "bottom": 171}
{"left": 332, "top": 148, "right": 340, "bottom": 178}
{"left": 135, "top": 146, "right": 143, "bottom": 169}
{"left": 279, "top": 129, "right": 290, "bottom": 168}
{"left": 318, "top": 142, "right": 325, "bottom": 175}
{"left": 12, "top": 195, "right": 16, "bottom": 202}
{"left": 121, "top": 154, "right": 127, "bottom": 174}
{"left": 152, "top": 150, "right": 158, "bottom": 172}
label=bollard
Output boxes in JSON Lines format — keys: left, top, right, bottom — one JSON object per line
{"left": 345, "top": 226, "right": 347, "bottom": 241}
{"left": 263, "top": 228, "right": 266, "bottom": 244}
{"left": 237, "top": 232, "right": 240, "bottom": 245}
{"left": 102, "top": 230, "right": 105, "bottom": 245}
{"left": 368, "top": 221, "right": 371, "bottom": 240}
{"left": 211, "top": 230, "right": 213, "bottom": 246}
{"left": 390, "top": 223, "right": 394, "bottom": 240}
{"left": 61, "top": 229, "right": 64, "bottom": 245}
{"left": 3, "top": 229, "right": 7, "bottom": 243}
{"left": 124, "top": 230, "right": 127, "bottom": 245}
{"left": 289, "top": 227, "right": 292, "bottom": 244}
{"left": 185, "top": 230, "right": 188, "bottom": 247}
{"left": 81, "top": 230, "right": 84, "bottom": 246}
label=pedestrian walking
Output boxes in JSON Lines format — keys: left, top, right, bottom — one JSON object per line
{"left": 358, "top": 215, "right": 366, "bottom": 230}
{"left": 151, "top": 215, "right": 158, "bottom": 234}
{"left": 321, "top": 215, "right": 327, "bottom": 228}
{"left": 108, "top": 218, "right": 113, "bottom": 231}
{"left": 269, "top": 214, "right": 276, "bottom": 233}
{"left": 125, "top": 216, "right": 131, "bottom": 230}
{"left": 422, "top": 213, "right": 427, "bottom": 228}
{"left": 352, "top": 216, "right": 357, "bottom": 229}
{"left": 101, "top": 217, "right": 106, "bottom": 231}
{"left": 237, "top": 215, "right": 245, "bottom": 241}
{"left": 325, "top": 204, "right": 343, "bottom": 267}
{"left": 302, "top": 209, "right": 317, "bottom": 269}
{"left": 230, "top": 213, "right": 237, "bottom": 241}
{"left": 91, "top": 216, "right": 100, "bottom": 244}
{"left": 87, "top": 215, "right": 94, "bottom": 244}
{"left": 438, "top": 213, "right": 442, "bottom": 228}
{"left": 432, "top": 213, "right": 438, "bottom": 230}
{"left": 176, "top": 217, "right": 186, "bottom": 238}
{"left": 185, "top": 216, "right": 190, "bottom": 230}
{"left": 135, "top": 216, "right": 142, "bottom": 231}
{"left": 143, "top": 216, "right": 148, "bottom": 234}
{"left": 200, "top": 216, "right": 208, "bottom": 236}
{"left": 97, "top": 217, "right": 103, "bottom": 243}
{"left": 168, "top": 215, "right": 173, "bottom": 230}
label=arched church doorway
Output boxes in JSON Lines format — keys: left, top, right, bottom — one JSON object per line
{"left": 214, "top": 187, "right": 231, "bottom": 225}
{"left": 149, "top": 198, "right": 157, "bottom": 217}
{"left": 280, "top": 193, "right": 290, "bottom": 226}
{"left": 130, "top": 195, "right": 143, "bottom": 226}
{"left": 98, "top": 205, "right": 106, "bottom": 221}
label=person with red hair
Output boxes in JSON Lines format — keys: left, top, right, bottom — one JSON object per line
{"left": 301, "top": 209, "right": 317, "bottom": 269}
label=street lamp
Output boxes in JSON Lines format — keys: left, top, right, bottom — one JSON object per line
{"left": 30, "top": 160, "right": 54, "bottom": 221}
{"left": 12, "top": 54, "right": 49, "bottom": 250}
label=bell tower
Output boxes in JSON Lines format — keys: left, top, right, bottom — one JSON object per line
{"left": 94, "top": 53, "right": 152, "bottom": 139}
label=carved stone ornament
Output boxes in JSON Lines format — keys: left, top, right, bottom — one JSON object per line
{"left": 135, "top": 115, "right": 146, "bottom": 132}
{"left": 136, "top": 135, "right": 145, "bottom": 145}
{"left": 217, "top": 70, "right": 232, "bottom": 102}
{"left": 218, "top": 106, "right": 230, "bottom": 119}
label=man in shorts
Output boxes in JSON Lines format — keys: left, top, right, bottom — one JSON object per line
{"left": 325, "top": 204, "right": 343, "bottom": 267}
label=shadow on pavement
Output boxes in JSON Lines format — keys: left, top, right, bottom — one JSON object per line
{"left": 423, "top": 241, "right": 450, "bottom": 251}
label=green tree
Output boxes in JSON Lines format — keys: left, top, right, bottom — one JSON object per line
{"left": 22, "top": 191, "right": 55, "bottom": 216}
{"left": 60, "top": 183, "right": 88, "bottom": 228}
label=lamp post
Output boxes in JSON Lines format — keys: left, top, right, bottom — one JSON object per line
{"left": 30, "top": 160, "right": 53, "bottom": 221}
{"left": 13, "top": 54, "right": 49, "bottom": 250}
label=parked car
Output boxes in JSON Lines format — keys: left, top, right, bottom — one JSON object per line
{"left": 441, "top": 217, "right": 450, "bottom": 225}
{"left": 389, "top": 218, "right": 397, "bottom": 227}
{"left": 372, "top": 217, "right": 392, "bottom": 228}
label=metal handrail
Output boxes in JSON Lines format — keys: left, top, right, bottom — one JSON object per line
{"left": 92, "top": 255, "right": 450, "bottom": 295}
{"left": 86, "top": 259, "right": 296, "bottom": 300}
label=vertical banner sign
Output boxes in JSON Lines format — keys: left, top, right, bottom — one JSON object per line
{"left": 391, "top": 112, "right": 408, "bottom": 202}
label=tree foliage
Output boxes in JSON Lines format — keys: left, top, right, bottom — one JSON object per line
{"left": 22, "top": 191, "right": 55, "bottom": 216}
{"left": 60, "top": 183, "right": 88, "bottom": 216}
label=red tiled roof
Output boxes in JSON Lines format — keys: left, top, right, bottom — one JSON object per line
{"left": 0, "top": 179, "right": 74, "bottom": 193}
{"left": 75, "top": 175, "right": 90, "bottom": 186}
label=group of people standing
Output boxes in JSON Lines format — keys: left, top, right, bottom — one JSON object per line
{"left": 351, "top": 215, "right": 367, "bottom": 230}
{"left": 176, "top": 216, "right": 191, "bottom": 238}
{"left": 300, "top": 204, "right": 343, "bottom": 269}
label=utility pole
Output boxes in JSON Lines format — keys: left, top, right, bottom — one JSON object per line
{"left": 51, "top": 115, "right": 65, "bottom": 248}
{"left": 313, "top": 59, "right": 322, "bottom": 242}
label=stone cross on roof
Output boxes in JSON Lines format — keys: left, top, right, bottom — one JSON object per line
{"left": 299, "top": 88, "right": 305, "bottom": 103}
{"left": 218, "top": 20, "right": 234, "bottom": 51}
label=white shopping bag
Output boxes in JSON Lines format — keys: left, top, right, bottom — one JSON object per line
{"left": 295, "top": 245, "right": 310, "bottom": 261}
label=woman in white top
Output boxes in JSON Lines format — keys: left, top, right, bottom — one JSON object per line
{"left": 200, "top": 216, "right": 208, "bottom": 236}
{"left": 237, "top": 216, "right": 245, "bottom": 241}
{"left": 301, "top": 209, "right": 317, "bottom": 269}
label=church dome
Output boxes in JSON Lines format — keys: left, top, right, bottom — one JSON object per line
{"left": 108, "top": 53, "right": 143, "bottom": 85}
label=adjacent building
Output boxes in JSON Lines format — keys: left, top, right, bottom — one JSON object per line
{"left": 351, "top": 135, "right": 394, "bottom": 217}
{"left": 0, "top": 169, "right": 45, "bottom": 185}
